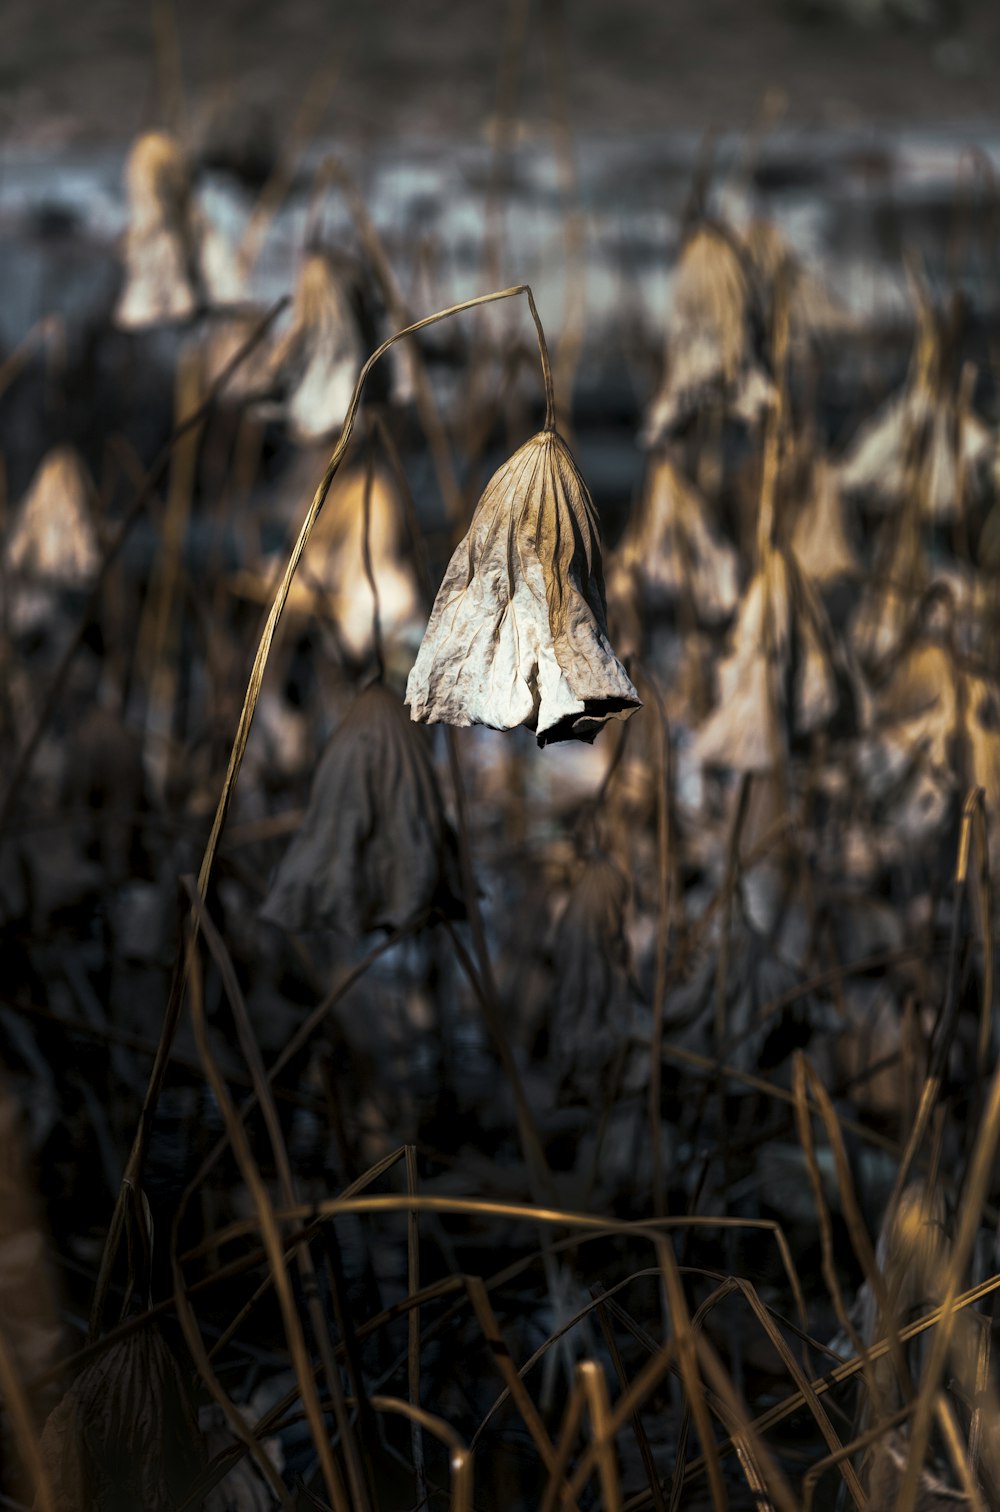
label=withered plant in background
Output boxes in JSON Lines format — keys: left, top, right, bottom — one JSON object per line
{"left": 261, "top": 681, "right": 461, "bottom": 934}
{"left": 641, "top": 221, "right": 775, "bottom": 445}
{"left": 614, "top": 451, "right": 740, "bottom": 626}
{"left": 4, "top": 447, "right": 100, "bottom": 635}
{"left": 839, "top": 267, "right": 992, "bottom": 522}
{"left": 265, "top": 250, "right": 367, "bottom": 443}
{"left": 114, "top": 132, "right": 203, "bottom": 330}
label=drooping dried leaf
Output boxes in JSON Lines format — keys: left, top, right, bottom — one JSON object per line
{"left": 114, "top": 132, "right": 201, "bottom": 330}
{"left": 641, "top": 223, "right": 775, "bottom": 443}
{"left": 862, "top": 638, "right": 1000, "bottom": 857}
{"left": 743, "top": 216, "right": 851, "bottom": 352}
{"left": 406, "top": 429, "right": 640, "bottom": 745}
{"left": 261, "top": 681, "right": 461, "bottom": 935}
{"left": 266, "top": 252, "right": 364, "bottom": 442}
{"left": 875, "top": 642, "right": 957, "bottom": 766}
{"left": 694, "top": 547, "right": 846, "bottom": 772}
{"left": 38, "top": 1325, "right": 205, "bottom": 1510}
{"left": 616, "top": 452, "right": 739, "bottom": 624}
{"left": 6, "top": 447, "right": 99, "bottom": 589}
{"left": 839, "top": 286, "right": 990, "bottom": 521}
{"left": 791, "top": 456, "right": 860, "bottom": 586}
{"left": 230, "top": 456, "right": 422, "bottom": 662}
{"left": 840, "top": 389, "right": 991, "bottom": 523}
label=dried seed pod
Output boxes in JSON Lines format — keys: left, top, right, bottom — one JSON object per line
{"left": 406, "top": 429, "right": 640, "bottom": 746}
{"left": 549, "top": 854, "right": 631, "bottom": 1105}
{"left": 38, "top": 1324, "right": 204, "bottom": 1510}
{"left": 6, "top": 447, "right": 99, "bottom": 588}
{"left": 694, "top": 547, "right": 844, "bottom": 772}
{"left": 261, "top": 682, "right": 461, "bottom": 935}
{"left": 641, "top": 223, "right": 775, "bottom": 445}
{"left": 114, "top": 132, "right": 202, "bottom": 330}
{"left": 616, "top": 452, "right": 739, "bottom": 624}
{"left": 267, "top": 252, "right": 365, "bottom": 442}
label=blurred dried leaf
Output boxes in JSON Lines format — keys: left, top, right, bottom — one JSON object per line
{"left": 266, "top": 252, "right": 364, "bottom": 442}
{"left": 840, "top": 288, "right": 991, "bottom": 522}
{"left": 694, "top": 547, "right": 846, "bottom": 771}
{"left": 616, "top": 452, "right": 739, "bottom": 624}
{"left": 261, "top": 681, "right": 461, "bottom": 934}
{"left": 841, "top": 390, "right": 991, "bottom": 524}
{"left": 641, "top": 222, "right": 775, "bottom": 443}
{"left": 5, "top": 447, "right": 100, "bottom": 619}
{"left": 240, "top": 458, "right": 422, "bottom": 663}
{"left": 791, "top": 456, "right": 860, "bottom": 587}
{"left": 114, "top": 132, "right": 201, "bottom": 330}
{"left": 743, "top": 216, "right": 851, "bottom": 353}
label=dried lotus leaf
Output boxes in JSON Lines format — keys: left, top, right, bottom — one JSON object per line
{"left": 406, "top": 429, "right": 640, "bottom": 746}
{"left": 230, "top": 458, "right": 422, "bottom": 662}
{"left": 791, "top": 457, "right": 859, "bottom": 586}
{"left": 864, "top": 1433, "right": 969, "bottom": 1512}
{"left": 743, "top": 217, "right": 850, "bottom": 351}
{"left": 38, "top": 1324, "right": 204, "bottom": 1510}
{"left": 695, "top": 549, "right": 843, "bottom": 772}
{"left": 839, "top": 287, "right": 991, "bottom": 522}
{"left": 262, "top": 682, "right": 461, "bottom": 935}
{"left": 617, "top": 454, "right": 739, "bottom": 624}
{"left": 268, "top": 253, "right": 365, "bottom": 443}
{"left": 840, "top": 391, "right": 991, "bottom": 522}
{"left": 641, "top": 223, "right": 775, "bottom": 443}
{"left": 6, "top": 447, "right": 99, "bottom": 588}
{"left": 114, "top": 132, "right": 201, "bottom": 330}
